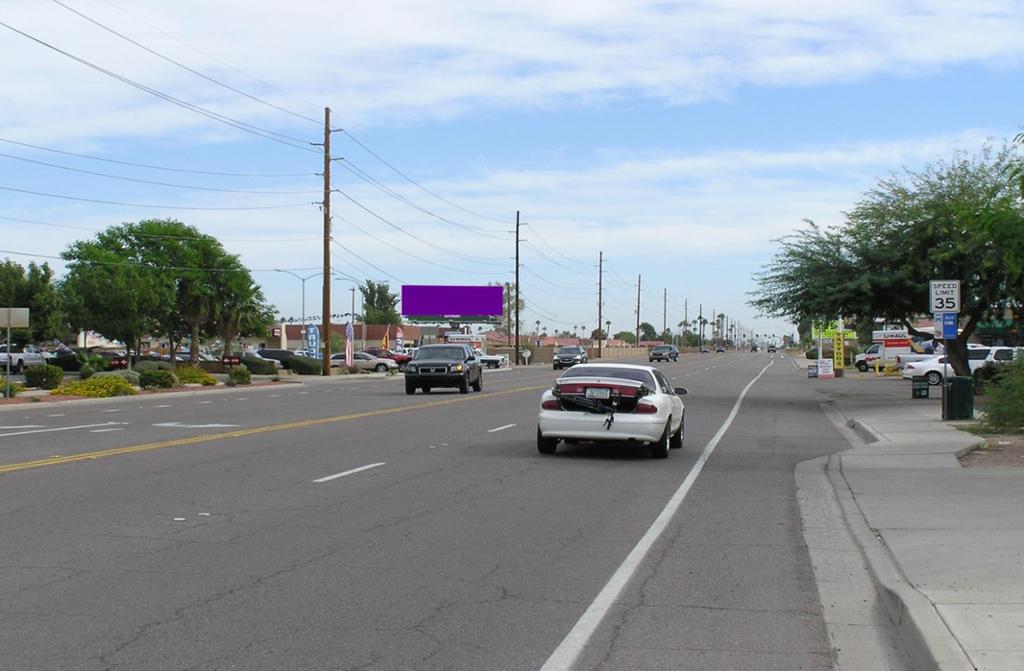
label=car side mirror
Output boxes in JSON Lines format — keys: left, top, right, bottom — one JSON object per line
{"left": 673, "top": 387, "right": 688, "bottom": 396}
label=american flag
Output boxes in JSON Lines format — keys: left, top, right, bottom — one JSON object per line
{"left": 345, "top": 321, "right": 354, "bottom": 367}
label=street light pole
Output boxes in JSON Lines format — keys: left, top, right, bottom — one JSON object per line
{"left": 275, "top": 269, "right": 323, "bottom": 349}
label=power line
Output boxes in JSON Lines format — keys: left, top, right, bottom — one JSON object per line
{"left": 522, "top": 240, "right": 587, "bottom": 273}
{"left": 519, "top": 265, "right": 591, "bottom": 294}
{"left": 0, "top": 19, "right": 317, "bottom": 153}
{"left": 334, "top": 215, "right": 498, "bottom": 276}
{"left": 329, "top": 239, "right": 405, "bottom": 284}
{"left": 51, "top": 0, "right": 322, "bottom": 126}
{"left": 0, "top": 185, "right": 311, "bottom": 211}
{"left": 0, "top": 215, "right": 319, "bottom": 243}
{"left": 0, "top": 137, "right": 311, "bottom": 177}
{"left": 0, "top": 247, "right": 320, "bottom": 273}
{"left": 0, "top": 152, "right": 319, "bottom": 195}
{"left": 340, "top": 129, "right": 510, "bottom": 225}
{"left": 524, "top": 224, "right": 591, "bottom": 267}
{"left": 334, "top": 188, "right": 505, "bottom": 264}
{"left": 334, "top": 158, "right": 506, "bottom": 239}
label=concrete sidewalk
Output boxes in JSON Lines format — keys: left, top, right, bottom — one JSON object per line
{"left": 805, "top": 376, "right": 1024, "bottom": 670}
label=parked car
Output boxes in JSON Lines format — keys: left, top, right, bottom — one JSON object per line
{"left": 91, "top": 348, "right": 129, "bottom": 370}
{"left": 258, "top": 348, "right": 298, "bottom": 369}
{"left": 403, "top": 344, "right": 482, "bottom": 394}
{"left": 649, "top": 345, "right": 679, "bottom": 362}
{"left": 330, "top": 352, "right": 398, "bottom": 372}
{"left": 901, "top": 349, "right": 998, "bottom": 385}
{"left": 362, "top": 347, "right": 413, "bottom": 370}
{"left": 716, "top": 346, "right": 726, "bottom": 353}
{"left": 0, "top": 344, "right": 46, "bottom": 373}
{"left": 473, "top": 347, "right": 508, "bottom": 369}
{"left": 767, "top": 345, "right": 777, "bottom": 353}
{"left": 552, "top": 346, "right": 588, "bottom": 370}
{"left": 537, "top": 363, "right": 687, "bottom": 458}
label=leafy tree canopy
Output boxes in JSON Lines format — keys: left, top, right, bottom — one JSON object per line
{"left": 0, "top": 259, "right": 67, "bottom": 345}
{"left": 361, "top": 280, "right": 400, "bottom": 325}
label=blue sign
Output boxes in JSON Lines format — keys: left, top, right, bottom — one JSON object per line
{"left": 936, "top": 312, "right": 958, "bottom": 340}
{"left": 305, "top": 325, "right": 321, "bottom": 358}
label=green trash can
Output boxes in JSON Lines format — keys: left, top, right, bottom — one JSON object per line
{"left": 943, "top": 376, "right": 974, "bottom": 420}
{"left": 911, "top": 376, "right": 930, "bottom": 399}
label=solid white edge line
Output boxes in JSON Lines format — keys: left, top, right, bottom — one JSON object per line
{"left": 539, "top": 359, "right": 775, "bottom": 671}
{"left": 487, "top": 423, "right": 516, "bottom": 433}
{"left": 313, "top": 462, "right": 386, "bottom": 483}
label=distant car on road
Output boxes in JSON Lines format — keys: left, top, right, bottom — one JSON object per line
{"left": 362, "top": 347, "right": 412, "bottom": 370}
{"left": 649, "top": 345, "right": 679, "bottom": 362}
{"left": 330, "top": 352, "right": 399, "bottom": 372}
{"left": 767, "top": 345, "right": 777, "bottom": 354}
{"left": 537, "top": 363, "right": 687, "bottom": 458}
{"left": 404, "top": 344, "right": 482, "bottom": 394}
{"left": 716, "top": 346, "right": 726, "bottom": 353}
{"left": 552, "top": 346, "right": 588, "bottom": 370}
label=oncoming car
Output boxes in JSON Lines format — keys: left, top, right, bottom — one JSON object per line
{"left": 649, "top": 345, "right": 679, "bottom": 362}
{"left": 403, "top": 344, "right": 482, "bottom": 394}
{"left": 537, "top": 363, "right": 687, "bottom": 458}
{"left": 552, "top": 346, "right": 588, "bottom": 370}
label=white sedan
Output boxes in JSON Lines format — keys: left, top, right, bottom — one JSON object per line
{"left": 537, "top": 363, "right": 687, "bottom": 458}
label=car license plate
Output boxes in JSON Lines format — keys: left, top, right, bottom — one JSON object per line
{"left": 585, "top": 387, "right": 610, "bottom": 399}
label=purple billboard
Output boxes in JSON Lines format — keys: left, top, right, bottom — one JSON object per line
{"left": 401, "top": 285, "right": 503, "bottom": 317}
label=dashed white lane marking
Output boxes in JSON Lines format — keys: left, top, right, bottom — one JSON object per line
{"left": 0, "top": 422, "right": 128, "bottom": 438}
{"left": 313, "top": 462, "right": 386, "bottom": 483}
{"left": 0, "top": 425, "right": 45, "bottom": 429}
{"left": 540, "top": 359, "right": 775, "bottom": 671}
{"left": 103, "top": 409, "right": 123, "bottom": 413}
{"left": 46, "top": 414, "right": 65, "bottom": 417}
{"left": 297, "top": 391, "right": 309, "bottom": 395}
{"left": 90, "top": 428, "right": 124, "bottom": 433}
{"left": 199, "top": 400, "right": 213, "bottom": 404}
{"left": 153, "top": 422, "right": 240, "bottom": 429}
{"left": 487, "top": 423, "right": 516, "bottom": 433}
{"left": 269, "top": 394, "right": 280, "bottom": 398}
{"left": 153, "top": 405, "right": 171, "bottom": 408}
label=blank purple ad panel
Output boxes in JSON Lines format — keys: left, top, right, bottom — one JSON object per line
{"left": 401, "top": 285, "right": 503, "bottom": 317}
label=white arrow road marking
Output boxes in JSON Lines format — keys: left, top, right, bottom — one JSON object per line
{"left": 153, "top": 422, "right": 241, "bottom": 429}
{"left": 487, "top": 424, "right": 516, "bottom": 433}
{"left": 0, "top": 422, "right": 129, "bottom": 438}
{"left": 313, "top": 462, "right": 385, "bottom": 483}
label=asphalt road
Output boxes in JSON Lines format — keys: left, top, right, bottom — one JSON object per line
{"left": 0, "top": 352, "right": 847, "bottom": 670}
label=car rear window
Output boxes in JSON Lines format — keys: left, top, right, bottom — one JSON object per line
{"left": 560, "top": 366, "right": 656, "bottom": 388}
{"left": 968, "top": 349, "right": 990, "bottom": 360}
{"left": 993, "top": 349, "right": 1013, "bottom": 361}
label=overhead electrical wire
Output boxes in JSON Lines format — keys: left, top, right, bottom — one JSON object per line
{"left": 328, "top": 239, "right": 405, "bottom": 284}
{"left": 0, "top": 185, "right": 311, "bottom": 211}
{"left": 51, "top": 0, "right": 322, "bottom": 127}
{"left": 522, "top": 240, "right": 585, "bottom": 273}
{"left": 524, "top": 224, "right": 591, "bottom": 267}
{"left": 520, "top": 265, "right": 591, "bottom": 294}
{"left": 0, "top": 215, "right": 319, "bottom": 243}
{"left": 0, "top": 138, "right": 312, "bottom": 178}
{"left": 0, "top": 19, "right": 318, "bottom": 153}
{"left": 0, "top": 248, "right": 320, "bottom": 273}
{"left": 0, "top": 152, "right": 319, "bottom": 195}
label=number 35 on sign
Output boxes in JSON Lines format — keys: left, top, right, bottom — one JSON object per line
{"left": 929, "top": 279, "right": 960, "bottom": 313}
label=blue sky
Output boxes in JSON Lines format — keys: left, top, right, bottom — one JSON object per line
{"left": 2, "top": 1, "right": 1023, "bottom": 343}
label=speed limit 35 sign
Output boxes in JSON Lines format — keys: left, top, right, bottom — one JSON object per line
{"left": 930, "top": 279, "right": 961, "bottom": 313}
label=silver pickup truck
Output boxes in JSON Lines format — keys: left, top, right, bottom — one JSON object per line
{"left": 473, "top": 348, "right": 508, "bottom": 369}
{"left": 1, "top": 344, "right": 46, "bottom": 374}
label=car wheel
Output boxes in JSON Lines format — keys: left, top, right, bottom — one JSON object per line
{"left": 650, "top": 420, "right": 670, "bottom": 459}
{"left": 856, "top": 362, "right": 868, "bottom": 372}
{"left": 537, "top": 427, "right": 557, "bottom": 454}
{"left": 405, "top": 380, "right": 416, "bottom": 395}
{"left": 459, "top": 376, "right": 469, "bottom": 394}
{"left": 472, "top": 373, "right": 482, "bottom": 392}
{"left": 487, "top": 361, "right": 498, "bottom": 369}
{"left": 926, "top": 371, "right": 943, "bottom": 386}
{"left": 649, "top": 358, "right": 654, "bottom": 363}
{"left": 553, "top": 365, "right": 559, "bottom": 370}
{"left": 375, "top": 363, "right": 388, "bottom": 372}
{"left": 423, "top": 386, "right": 432, "bottom": 393}
{"left": 670, "top": 414, "right": 684, "bottom": 449}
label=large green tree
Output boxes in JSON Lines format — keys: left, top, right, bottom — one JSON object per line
{"left": 751, "top": 144, "right": 1024, "bottom": 376}
{"left": 360, "top": 280, "right": 400, "bottom": 325}
{"left": 0, "top": 260, "right": 67, "bottom": 345}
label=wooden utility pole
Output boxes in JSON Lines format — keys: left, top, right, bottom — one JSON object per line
{"left": 597, "top": 251, "right": 603, "bottom": 359}
{"left": 698, "top": 303, "right": 703, "bottom": 349}
{"left": 684, "top": 298, "right": 688, "bottom": 345}
{"left": 662, "top": 288, "right": 667, "bottom": 336}
{"left": 514, "top": 210, "right": 521, "bottom": 366}
{"left": 321, "top": 107, "right": 332, "bottom": 376}
{"left": 635, "top": 274, "right": 642, "bottom": 348}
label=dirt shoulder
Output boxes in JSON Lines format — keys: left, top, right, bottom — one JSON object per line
{"left": 958, "top": 432, "right": 1024, "bottom": 468}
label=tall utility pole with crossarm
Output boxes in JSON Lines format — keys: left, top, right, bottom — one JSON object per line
{"left": 514, "top": 211, "right": 521, "bottom": 366}
{"left": 597, "top": 251, "right": 603, "bottom": 359}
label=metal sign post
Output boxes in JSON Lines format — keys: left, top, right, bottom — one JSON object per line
{"left": 1, "top": 308, "right": 30, "bottom": 398}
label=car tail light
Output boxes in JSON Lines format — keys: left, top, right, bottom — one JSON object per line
{"left": 635, "top": 402, "right": 658, "bottom": 414}
{"left": 906, "top": 364, "right": 915, "bottom": 371}
{"left": 541, "top": 399, "right": 561, "bottom": 410}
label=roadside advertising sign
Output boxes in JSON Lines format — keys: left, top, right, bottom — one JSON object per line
{"left": 833, "top": 330, "right": 845, "bottom": 370}
{"left": 807, "top": 364, "right": 818, "bottom": 378}
{"left": 817, "top": 358, "right": 835, "bottom": 379}
{"left": 812, "top": 321, "right": 838, "bottom": 339}
{"left": 0, "top": 307, "right": 29, "bottom": 329}
{"left": 305, "top": 324, "right": 321, "bottom": 358}
{"left": 929, "top": 280, "right": 961, "bottom": 313}
{"left": 934, "top": 312, "right": 958, "bottom": 340}
{"left": 396, "top": 327, "right": 405, "bottom": 352}
{"left": 872, "top": 329, "right": 912, "bottom": 360}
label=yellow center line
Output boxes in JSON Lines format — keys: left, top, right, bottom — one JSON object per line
{"left": 0, "top": 384, "right": 548, "bottom": 476}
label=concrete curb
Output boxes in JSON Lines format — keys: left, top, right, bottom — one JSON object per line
{"left": 817, "top": 405, "right": 975, "bottom": 670}
{"left": 0, "top": 379, "right": 289, "bottom": 412}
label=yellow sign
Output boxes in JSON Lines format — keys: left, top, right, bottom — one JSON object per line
{"left": 833, "top": 330, "right": 845, "bottom": 370}
{"left": 813, "top": 321, "right": 839, "bottom": 339}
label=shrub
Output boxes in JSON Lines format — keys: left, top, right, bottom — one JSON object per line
{"left": 79, "top": 364, "right": 96, "bottom": 380}
{"left": 94, "top": 370, "right": 141, "bottom": 386}
{"left": 76, "top": 350, "right": 108, "bottom": 372}
{"left": 289, "top": 355, "right": 322, "bottom": 375}
{"left": 176, "top": 365, "right": 217, "bottom": 386}
{"left": 0, "top": 377, "right": 21, "bottom": 397}
{"left": 241, "top": 355, "right": 277, "bottom": 375}
{"left": 53, "top": 376, "right": 137, "bottom": 398}
{"left": 24, "top": 364, "right": 65, "bottom": 390}
{"left": 134, "top": 359, "right": 175, "bottom": 372}
{"left": 983, "top": 359, "right": 1024, "bottom": 432}
{"left": 139, "top": 369, "right": 178, "bottom": 389}
{"left": 51, "top": 353, "right": 81, "bottom": 372}
{"left": 228, "top": 366, "right": 251, "bottom": 386}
